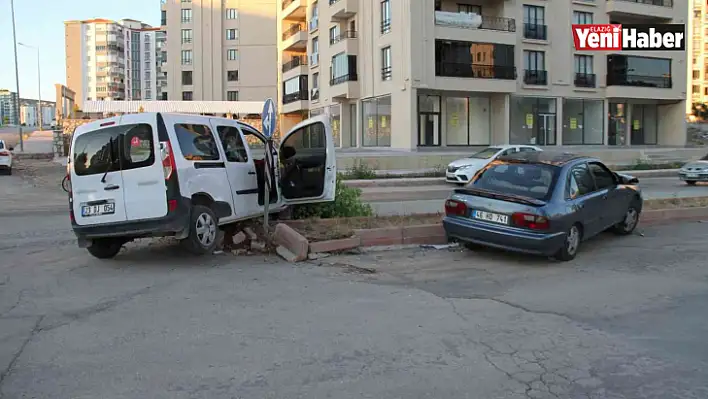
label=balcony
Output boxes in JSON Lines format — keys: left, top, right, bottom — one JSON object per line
{"left": 574, "top": 73, "right": 597, "bottom": 88}
{"left": 282, "top": 24, "right": 307, "bottom": 50}
{"left": 330, "top": 30, "right": 358, "bottom": 54}
{"left": 524, "top": 69, "right": 548, "bottom": 85}
{"left": 605, "top": 72, "right": 683, "bottom": 99}
{"left": 606, "top": 0, "right": 674, "bottom": 21}
{"left": 607, "top": 74, "right": 671, "bottom": 88}
{"left": 434, "top": 62, "right": 517, "bottom": 93}
{"left": 282, "top": 89, "right": 308, "bottom": 113}
{"left": 330, "top": 72, "right": 359, "bottom": 98}
{"left": 329, "top": 0, "right": 357, "bottom": 21}
{"left": 282, "top": 55, "right": 308, "bottom": 80}
{"left": 434, "top": 11, "right": 516, "bottom": 45}
{"left": 282, "top": 0, "right": 306, "bottom": 20}
{"left": 523, "top": 23, "right": 547, "bottom": 41}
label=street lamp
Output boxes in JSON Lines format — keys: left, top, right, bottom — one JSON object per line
{"left": 9, "top": 0, "right": 23, "bottom": 150}
{"left": 18, "top": 42, "right": 43, "bottom": 131}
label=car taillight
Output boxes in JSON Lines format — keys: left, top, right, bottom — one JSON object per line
{"left": 0, "top": 151, "right": 9, "bottom": 156}
{"left": 445, "top": 199, "right": 468, "bottom": 216}
{"left": 66, "top": 173, "right": 74, "bottom": 222}
{"left": 512, "top": 213, "right": 549, "bottom": 230}
{"left": 161, "top": 141, "right": 175, "bottom": 180}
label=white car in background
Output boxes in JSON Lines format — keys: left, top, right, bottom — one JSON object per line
{"left": 0, "top": 140, "right": 13, "bottom": 175}
{"left": 445, "top": 144, "right": 542, "bottom": 184}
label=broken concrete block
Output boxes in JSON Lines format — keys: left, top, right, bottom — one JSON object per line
{"left": 308, "top": 252, "right": 331, "bottom": 260}
{"left": 273, "top": 223, "right": 308, "bottom": 261}
{"left": 232, "top": 248, "right": 248, "bottom": 256}
{"left": 232, "top": 231, "right": 247, "bottom": 246}
{"left": 243, "top": 227, "right": 258, "bottom": 242}
{"left": 251, "top": 240, "right": 267, "bottom": 252}
{"left": 276, "top": 245, "right": 299, "bottom": 262}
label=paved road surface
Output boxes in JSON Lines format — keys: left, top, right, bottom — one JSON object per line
{"left": 1, "top": 172, "right": 707, "bottom": 398}
{"left": 363, "top": 177, "right": 708, "bottom": 215}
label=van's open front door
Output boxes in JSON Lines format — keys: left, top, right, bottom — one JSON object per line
{"left": 278, "top": 115, "right": 336, "bottom": 205}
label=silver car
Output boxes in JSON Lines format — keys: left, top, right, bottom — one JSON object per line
{"left": 443, "top": 152, "right": 642, "bottom": 261}
{"left": 678, "top": 154, "right": 708, "bottom": 185}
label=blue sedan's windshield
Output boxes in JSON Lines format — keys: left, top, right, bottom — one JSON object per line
{"left": 471, "top": 163, "right": 559, "bottom": 200}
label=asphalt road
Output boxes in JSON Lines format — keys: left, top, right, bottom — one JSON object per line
{"left": 362, "top": 177, "right": 708, "bottom": 215}
{"left": 1, "top": 161, "right": 708, "bottom": 398}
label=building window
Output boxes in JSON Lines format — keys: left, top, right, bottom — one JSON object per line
{"left": 630, "top": 104, "right": 658, "bottom": 145}
{"left": 693, "top": 70, "right": 700, "bottom": 79}
{"left": 381, "top": 0, "right": 391, "bottom": 34}
{"left": 181, "top": 29, "right": 192, "bottom": 44}
{"left": 362, "top": 95, "right": 391, "bottom": 147}
{"left": 226, "top": 8, "right": 238, "bottom": 19}
{"left": 181, "top": 50, "right": 192, "bottom": 65}
{"left": 227, "top": 70, "right": 239, "bottom": 81}
{"left": 312, "top": 72, "right": 320, "bottom": 101}
{"left": 607, "top": 55, "right": 672, "bottom": 88}
{"left": 331, "top": 53, "right": 357, "bottom": 84}
{"left": 458, "top": 4, "right": 481, "bottom": 14}
{"left": 381, "top": 46, "right": 392, "bottom": 80}
{"left": 226, "top": 29, "right": 238, "bottom": 40}
{"left": 311, "top": 37, "right": 319, "bottom": 65}
{"left": 704, "top": 87, "right": 708, "bottom": 95}
{"left": 181, "top": 0, "right": 191, "bottom": 2}
{"left": 443, "top": 95, "right": 491, "bottom": 146}
{"left": 523, "top": 50, "right": 547, "bottom": 85}
{"left": 182, "top": 71, "right": 193, "bottom": 85}
{"left": 161, "top": 10, "right": 167, "bottom": 25}
{"left": 181, "top": 9, "right": 192, "bottom": 23}
{"left": 562, "top": 99, "right": 604, "bottom": 145}
{"left": 227, "top": 91, "right": 239, "bottom": 101}
{"left": 572, "top": 11, "right": 593, "bottom": 25}
{"left": 574, "top": 55, "right": 595, "bottom": 87}
{"left": 227, "top": 49, "right": 238, "bottom": 61}
{"left": 523, "top": 5, "right": 546, "bottom": 40}
{"left": 310, "top": 2, "right": 319, "bottom": 31}
{"left": 182, "top": 91, "right": 193, "bottom": 101}
{"left": 509, "top": 96, "right": 556, "bottom": 145}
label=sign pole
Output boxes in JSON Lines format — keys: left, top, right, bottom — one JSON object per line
{"left": 261, "top": 98, "right": 277, "bottom": 233}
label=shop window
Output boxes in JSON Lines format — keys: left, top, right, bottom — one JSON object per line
{"left": 509, "top": 96, "right": 556, "bottom": 145}
{"left": 445, "top": 96, "right": 491, "bottom": 146}
{"left": 630, "top": 104, "right": 658, "bottom": 145}
{"left": 362, "top": 95, "right": 391, "bottom": 147}
{"left": 562, "top": 99, "right": 604, "bottom": 145}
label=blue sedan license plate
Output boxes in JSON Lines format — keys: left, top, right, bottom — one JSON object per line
{"left": 472, "top": 210, "right": 509, "bottom": 225}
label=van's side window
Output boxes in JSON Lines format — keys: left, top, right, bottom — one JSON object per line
{"left": 72, "top": 125, "right": 125, "bottom": 176}
{"left": 174, "top": 124, "right": 220, "bottom": 161}
{"left": 240, "top": 125, "right": 266, "bottom": 152}
{"left": 123, "top": 124, "right": 155, "bottom": 170}
{"left": 216, "top": 126, "right": 248, "bottom": 163}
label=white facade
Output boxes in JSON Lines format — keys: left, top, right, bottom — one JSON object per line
{"left": 20, "top": 105, "right": 56, "bottom": 127}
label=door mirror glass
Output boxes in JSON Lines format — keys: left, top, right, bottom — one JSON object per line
{"left": 8, "top": 147, "right": 14, "bottom": 151}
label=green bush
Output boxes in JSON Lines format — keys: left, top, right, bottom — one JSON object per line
{"left": 292, "top": 175, "right": 373, "bottom": 219}
{"left": 340, "top": 161, "right": 377, "bottom": 180}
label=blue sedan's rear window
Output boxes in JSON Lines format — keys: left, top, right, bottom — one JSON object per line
{"left": 471, "top": 163, "right": 559, "bottom": 200}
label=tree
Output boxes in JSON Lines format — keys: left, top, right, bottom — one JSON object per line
{"left": 692, "top": 103, "right": 708, "bottom": 121}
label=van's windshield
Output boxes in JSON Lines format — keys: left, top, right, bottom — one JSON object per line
{"left": 73, "top": 124, "right": 154, "bottom": 176}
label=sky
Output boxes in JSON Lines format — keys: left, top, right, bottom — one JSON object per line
{"left": 0, "top": 0, "right": 159, "bottom": 102}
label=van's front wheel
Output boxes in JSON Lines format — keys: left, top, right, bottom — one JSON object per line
{"left": 182, "top": 205, "right": 219, "bottom": 255}
{"left": 87, "top": 238, "right": 123, "bottom": 259}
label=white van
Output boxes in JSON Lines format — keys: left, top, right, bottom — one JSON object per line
{"left": 67, "top": 112, "right": 336, "bottom": 259}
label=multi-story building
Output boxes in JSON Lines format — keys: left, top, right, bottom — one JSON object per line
{"left": 20, "top": 100, "right": 56, "bottom": 127}
{"left": 65, "top": 18, "right": 162, "bottom": 108}
{"left": 161, "top": 0, "right": 278, "bottom": 102}
{"left": 0, "top": 89, "right": 19, "bottom": 126}
{"left": 279, "top": 0, "right": 687, "bottom": 150}
{"left": 156, "top": 30, "right": 168, "bottom": 100}
{"left": 689, "top": 0, "right": 708, "bottom": 112}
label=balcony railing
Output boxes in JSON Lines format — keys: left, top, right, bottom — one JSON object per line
{"left": 330, "top": 72, "right": 358, "bottom": 85}
{"left": 434, "top": 12, "right": 516, "bottom": 32}
{"left": 282, "top": 56, "right": 307, "bottom": 72}
{"left": 311, "top": 88, "right": 320, "bottom": 101}
{"left": 328, "top": 0, "right": 340, "bottom": 4}
{"left": 282, "top": 0, "right": 296, "bottom": 10}
{"left": 574, "top": 73, "right": 596, "bottom": 88}
{"left": 382, "top": 66, "right": 392, "bottom": 80}
{"left": 282, "top": 24, "right": 304, "bottom": 40}
{"left": 310, "top": 53, "right": 319, "bottom": 66}
{"left": 283, "top": 90, "right": 308, "bottom": 104}
{"left": 606, "top": 74, "right": 672, "bottom": 88}
{"left": 524, "top": 69, "right": 548, "bottom": 85}
{"left": 309, "top": 18, "right": 319, "bottom": 31}
{"left": 523, "top": 23, "right": 547, "bottom": 40}
{"left": 610, "top": 0, "right": 672, "bottom": 6}
{"left": 330, "top": 30, "right": 357, "bottom": 44}
{"left": 435, "top": 62, "right": 516, "bottom": 80}
{"left": 381, "top": 19, "right": 391, "bottom": 34}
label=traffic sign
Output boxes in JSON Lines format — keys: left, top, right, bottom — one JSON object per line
{"left": 261, "top": 98, "right": 276, "bottom": 139}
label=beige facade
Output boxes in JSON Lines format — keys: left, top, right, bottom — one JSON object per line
{"left": 689, "top": 0, "right": 708, "bottom": 112}
{"left": 162, "top": 0, "right": 278, "bottom": 103}
{"left": 278, "top": 0, "right": 687, "bottom": 150}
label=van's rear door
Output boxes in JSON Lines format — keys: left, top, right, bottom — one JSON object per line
{"left": 71, "top": 118, "right": 128, "bottom": 225}
{"left": 119, "top": 113, "right": 168, "bottom": 221}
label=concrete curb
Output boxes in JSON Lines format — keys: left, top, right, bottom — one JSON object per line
{"left": 306, "top": 207, "right": 708, "bottom": 255}
{"left": 343, "top": 169, "right": 680, "bottom": 188}
{"left": 14, "top": 152, "right": 54, "bottom": 161}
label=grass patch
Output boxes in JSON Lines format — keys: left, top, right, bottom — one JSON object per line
{"left": 286, "top": 214, "right": 443, "bottom": 242}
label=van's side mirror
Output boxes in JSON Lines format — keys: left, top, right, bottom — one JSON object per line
{"left": 8, "top": 147, "right": 14, "bottom": 151}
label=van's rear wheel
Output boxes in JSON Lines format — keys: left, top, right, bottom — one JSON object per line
{"left": 87, "top": 238, "right": 123, "bottom": 259}
{"left": 182, "top": 205, "right": 219, "bottom": 255}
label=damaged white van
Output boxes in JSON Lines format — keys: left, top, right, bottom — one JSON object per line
{"left": 67, "top": 112, "right": 336, "bottom": 259}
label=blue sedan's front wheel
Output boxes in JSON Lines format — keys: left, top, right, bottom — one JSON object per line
{"left": 613, "top": 202, "right": 640, "bottom": 236}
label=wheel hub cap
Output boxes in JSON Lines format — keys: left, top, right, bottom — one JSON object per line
{"left": 567, "top": 226, "right": 580, "bottom": 255}
{"left": 196, "top": 213, "right": 216, "bottom": 246}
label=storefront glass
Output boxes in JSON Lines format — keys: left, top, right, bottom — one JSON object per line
{"left": 562, "top": 99, "right": 604, "bottom": 145}
{"left": 329, "top": 104, "right": 341, "bottom": 147}
{"left": 630, "top": 104, "right": 658, "bottom": 145}
{"left": 418, "top": 95, "right": 441, "bottom": 146}
{"left": 608, "top": 102, "right": 627, "bottom": 146}
{"left": 510, "top": 96, "right": 556, "bottom": 145}
{"left": 444, "top": 96, "right": 490, "bottom": 145}
{"left": 362, "top": 95, "right": 392, "bottom": 147}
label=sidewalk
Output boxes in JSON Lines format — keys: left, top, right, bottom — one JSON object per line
{"left": 15, "top": 130, "right": 54, "bottom": 154}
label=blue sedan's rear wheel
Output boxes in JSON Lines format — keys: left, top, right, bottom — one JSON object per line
{"left": 554, "top": 224, "right": 582, "bottom": 262}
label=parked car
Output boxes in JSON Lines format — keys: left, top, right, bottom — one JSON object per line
{"left": 67, "top": 112, "right": 336, "bottom": 259}
{"left": 446, "top": 145, "right": 542, "bottom": 184}
{"left": 443, "top": 152, "right": 642, "bottom": 261}
{"left": 0, "top": 140, "right": 14, "bottom": 175}
{"left": 678, "top": 153, "right": 708, "bottom": 185}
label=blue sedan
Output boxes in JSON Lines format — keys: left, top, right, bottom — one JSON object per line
{"left": 443, "top": 152, "right": 642, "bottom": 261}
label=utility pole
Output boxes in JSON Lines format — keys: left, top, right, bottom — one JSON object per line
{"left": 10, "top": 0, "right": 24, "bottom": 151}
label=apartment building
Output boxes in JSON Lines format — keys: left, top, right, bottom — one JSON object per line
{"left": 0, "top": 89, "right": 19, "bottom": 125}
{"left": 65, "top": 18, "right": 162, "bottom": 108}
{"left": 278, "top": 0, "right": 687, "bottom": 150}
{"left": 161, "top": 0, "right": 277, "bottom": 102}
{"left": 689, "top": 0, "right": 708, "bottom": 111}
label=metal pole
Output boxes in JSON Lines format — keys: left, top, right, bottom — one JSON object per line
{"left": 37, "top": 46, "right": 42, "bottom": 130}
{"left": 10, "top": 0, "right": 24, "bottom": 151}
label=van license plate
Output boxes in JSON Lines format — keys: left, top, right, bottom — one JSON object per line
{"left": 81, "top": 202, "right": 115, "bottom": 217}
{"left": 472, "top": 210, "right": 509, "bottom": 225}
